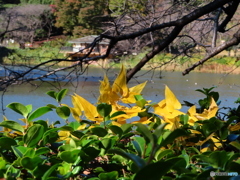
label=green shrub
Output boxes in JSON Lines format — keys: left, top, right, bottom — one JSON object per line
{"left": 1, "top": 67, "right": 240, "bottom": 179}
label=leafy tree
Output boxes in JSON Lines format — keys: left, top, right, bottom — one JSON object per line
{"left": 54, "top": 0, "right": 108, "bottom": 36}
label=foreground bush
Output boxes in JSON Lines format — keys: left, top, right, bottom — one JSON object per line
{"left": 1, "top": 65, "right": 240, "bottom": 180}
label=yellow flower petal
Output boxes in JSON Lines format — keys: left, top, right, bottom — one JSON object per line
{"left": 165, "top": 85, "right": 181, "bottom": 111}
{"left": 72, "top": 94, "right": 100, "bottom": 122}
{"left": 112, "top": 65, "right": 129, "bottom": 97}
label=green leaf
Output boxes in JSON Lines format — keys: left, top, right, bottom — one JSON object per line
{"left": 58, "top": 162, "right": 72, "bottom": 175}
{"left": 68, "top": 121, "right": 81, "bottom": 131}
{"left": 59, "top": 149, "right": 80, "bottom": 163}
{"left": 21, "top": 156, "right": 43, "bottom": 170}
{"left": 160, "top": 129, "right": 188, "bottom": 147}
{"left": 110, "top": 111, "right": 126, "bottom": 119}
{"left": 6, "top": 102, "right": 28, "bottom": 118}
{"left": 83, "top": 147, "right": 100, "bottom": 159}
{"left": 26, "top": 104, "right": 32, "bottom": 114}
{"left": 72, "top": 166, "right": 81, "bottom": 175}
{"left": 56, "top": 89, "right": 68, "bottom": 103}
{"left": 121, "top": 124, "right": 132, "bottom": 134}
{"left": 108, "top": 149, "right": 146, "bottom": 171}
{"left": 230, "top": 141, "right": 240, "bottom": 150}
{"left": 42, "top": 163, "right": 61, "bottom": 180}
{"left": 11, "top": 145, "right": 29, "bottom": 158}
{"left": 101, "top": 138, "right": 116, "bottom": 150}
{"left": 135, "top": 95, "right": 147, "bottom": 108}
{"left": 35, "top": 147, "right": 50, "bottom": 156}
{"left": 0, "top": 137, "right": 17, "bottom": 150}
{"left": 132, "top": 136, "right": 145, "bottom": 157}
{"left": 24, "top": 148, "right": 35, "bottom": 158}
{"left": 99, "top": 171, "right": 118, "bottom": 180}
{"left": 109, "top": 125, "right": 123, "bottom": 136}
{"left": 134, "top": 160, "right": 176, "bottom": 180}
{"left": 34, "top": 120, "right": 48, "bottom": 132}
{"left": 56, "top": 106, "right": 70, "bottom": 120}
{"left": 209, "top": 151, "right": 228, "bottom": 170}
{"left": 135, "top": 123, "right": 153, "bottom": 144}
{"left": 97, "top": 103, "right": 112, "bottom": 117}
{"left": 0, "top": 121, "right": 24, "bottom": 133}
{"left": 91, "top": 127, "right": 108, "bottom": 137}
{"left": 46, "top": 91, "right": 57, "bottom": 100}
{"left": 46, "top": 104, "right": 57, "bottom": 109}
{"left": 155, "top": 149, "right": 173, "bottom": 161}
{"left": 152, "top": 123, "right": 168, "bottom": 144}
{"left": 23, "top": 124, "right": 44, "bottom": 147}
{"left": 27, "top": 106, "right": 52, "bottom": 122}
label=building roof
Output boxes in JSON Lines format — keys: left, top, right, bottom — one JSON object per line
{"left": 68, "top": 35, "right": 110, "bottom": 45}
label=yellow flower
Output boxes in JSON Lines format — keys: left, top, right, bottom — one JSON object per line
{"left": 153, "top": 85, "right": 184, "bottom": 130}
{"left": 98, "top": 65, "right": 147, "bottom": 105}
{"left": 71, "top": 94, "right": 103, "bottom": 123}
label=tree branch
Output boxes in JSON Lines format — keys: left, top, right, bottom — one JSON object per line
{"left": 182, "top": 29, "right": 240, "bottom": 75}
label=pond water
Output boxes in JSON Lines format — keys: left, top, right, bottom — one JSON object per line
{"left": 1, "top": 66, "right": 240, "bottom": 124}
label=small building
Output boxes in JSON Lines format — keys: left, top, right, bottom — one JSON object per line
{"left": 60, "top": 35, "right": 111, "bottom": 59}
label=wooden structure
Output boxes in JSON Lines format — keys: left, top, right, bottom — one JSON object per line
{"left": 60, "top": 35, "right": 111, "bottom": 59}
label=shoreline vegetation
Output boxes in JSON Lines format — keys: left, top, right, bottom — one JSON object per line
{"left": 2, "top": 40, "right": 240, "bottom": 75}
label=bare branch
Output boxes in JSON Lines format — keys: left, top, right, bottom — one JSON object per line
{"left": 182, "top": 29, "right": 240, "bottom": 75}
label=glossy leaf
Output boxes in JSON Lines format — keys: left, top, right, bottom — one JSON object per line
{"left": 91, "top": 127, "right": 108, "bottom": 137}
{"left": 7, "top": 102, "right": 28, "bottom": 118}
{"left": 160, "top": 129, "right": 188, "bottom": 147}
{"left": 155, "top": 149, "right": 173, "bottom": 161}
{"left": 135, "top": 123, "right": 153, "bottom": 144}
{"left": 11, "top": 145, "right": 29, "bottom": 158}
{"left": 108, "top": 149, "right": 146, "bottom": 171}
{"left": 99, "top": 171, "right": 118, "bottom": 180}
{"left": 230, "top": 141, "right": 240, "bottom": 150}
{"left": 35, "top": 147, "right": 50, "bottom": 156}
{"left": 21, "top": 156, "right": 43, "bottom": 170}
{"left": 0, "top": 120, "right": 24, "bottom": 133}
{"left": 42, "top": 163, "right": 61, "bottom": 180}
{"left": 97, "top": 103, "right": 112, "bottom": 117}
{"left": 27, "top": 106, "right": 52, "bottom": 122}
{"left": 46, "top": 91, "right": 57, "bottom": 100}
{"left": 109, "top": 125, "right": 123, "bottom": 136}
{"left": 56, "top": 106, "right": 70, "bottom": 120}
{"left": 56, "top": 89, "right": 68, "bottom": 103}
{"left": 132, "top": 136, "right": 145, "bottom": 157}
{"left": 59, "top": 149, "right": 80, "bottom": 163}
{"left": 134, "top": 160, "right": 176, "bottom": 180}
{"left": 23, "top": 124, "right": 44, "bottom": 147}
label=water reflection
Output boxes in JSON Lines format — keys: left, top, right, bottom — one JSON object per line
{"left": 1, "top": 67, "right": 240, "bottom": 124}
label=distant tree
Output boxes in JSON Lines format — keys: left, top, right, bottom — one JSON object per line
{"left": 0, "top": 4, "right": 54, "bottom": 48}
{"left": 54, "top": 0, "right": 108, "bottom": 36}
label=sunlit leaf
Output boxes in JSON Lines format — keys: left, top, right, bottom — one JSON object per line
{"left": 27, "top": 106, "right": 52, "bottom": 122}
{"left": 7, "top": 102, "right": 29, "bottom": 118}
{"left": 56, "top": 89, "right": 68, "bottom": 103}
{"left": 0, "top": 120, "right": 24, "bottom": 133}
{"left": 56, "top": 106, "right": 70, "bottom": 120}
{"left": 23, "top": 124, "right": 44, "bottom": 147}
